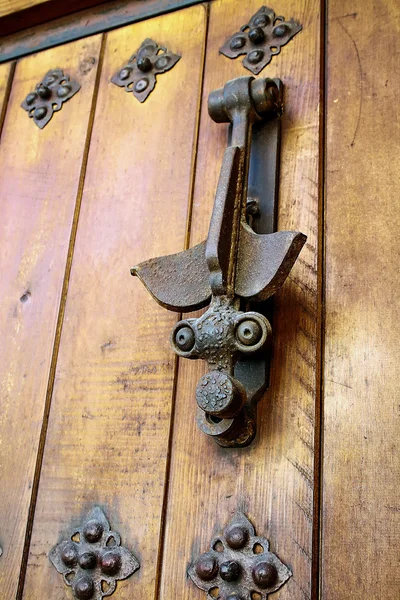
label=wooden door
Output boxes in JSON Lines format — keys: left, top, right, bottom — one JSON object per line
{"left": 0, "top": 1, "right": 398, "bottom": 599}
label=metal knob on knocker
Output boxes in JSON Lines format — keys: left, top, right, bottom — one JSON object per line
{"left": 131, "top": 76, "right": 306, "bottom": 447}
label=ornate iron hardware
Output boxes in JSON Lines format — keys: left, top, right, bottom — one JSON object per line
{"left": 111, "top": 38, "right": 181, "bottom": 102}
{"left": 49, "top": 507, "right": 139, "bottom": 599}
{"left": 21, "top": 69, "right": 80, "bottom": 128}
{"left": 131, "top": 76, "right": 306, "bottom": 447}
{"left": 220, "top": 6, "right": 302, "bottom": 75}
{"left": 189, "top": 512, "right": 291, "bottom": 599}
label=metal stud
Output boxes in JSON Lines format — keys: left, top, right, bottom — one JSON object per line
{"left": 219, "top": 6, "right": 302, "bottom": 75}
{"left": 49, "top": 507, "right": 139, "bottom": 600}
{"left": 189, "top": 512, "right": 292, "bottom": 600}
{"left": 21, "top": 69, "right": 80, "bottom": 129}
{"left": 111, "top": 38, "right": 181, "bottom": 103}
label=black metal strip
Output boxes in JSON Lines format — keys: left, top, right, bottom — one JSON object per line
{"left": 0, "top": 0, "right": 207, "bottom": 64}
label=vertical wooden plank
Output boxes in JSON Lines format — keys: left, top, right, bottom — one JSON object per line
{"left": 0, "top": 62, "right": 14, "bottom": 130}
{"left": 322, "top": 2, "right": 400, "bottom": 598}
{"left": 22, "top": 5, "right": 207, "bottom": 599}
{"left": 160, "top": 1, "right": 321, "bottom": 599}
{"left": 0, "top": 37, "right": 102, "bottom": 598}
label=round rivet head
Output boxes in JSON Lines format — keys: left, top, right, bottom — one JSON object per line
{"left": 100, "top": 550, "right": 121, "bottom": 575}
{"left": 34, "top": 106, "right": 47, "bottom": 121}
{"left": 230, "top": 36, "right": 246, "bottom": 50}
{"left": 141, "top": 42, "right": 157, "bottom": 56}
{"left": 83, "top": 519, "right": 104, "bottom": 543}
{"left": 44, "top": 74, "right": 57, "bottom": 85}
{"left": 135, "top": 78, "right": 149, "bottom": 93}
{"left": 25, "top": 93, "right": 37, "bottom": 106}
{"left": 37, "top": 84, "right": 51, "bottom": 99}
{"left": 225, "top": 524, "right": 249, "bottom": 549}
{"left": 248, "top": 27, "right": 265, "bottom": 44}
{"left": 79, "top": 550, "right": 97, "bottom": 570}
{"left": 74, "top": 575, "right": 94, "bottom": 600}
{"left": 252, "top": 561, "right": 278, "bottom": 588}
{"left": 119, "top": 67, "right": 132, "bottom": 80}
{"left": 60, "top": 541, "right": 78, "bottom": 567}
{"left": 247, "top": 49, "right": 264, "bottom": 64}
{"left": 155, "top": 55, "right": 170, "bottom": 70}
{"left": 236, "top": 320, "right": 262, "bottom": 346}
{"left": 57, "top": 84, "right": 71, "bottom": 98}
{"left": 137, "top": 56, "right": 152, "bottom": 72}
{"left": 253, "top": 14, "right": 269, "bottom": 27}
{"left": 273, "top": 23, "right": 289, "bottom": 37}
{"left": 220, "top": 560, "right": 241, "bottom": 582}
{"left": 194, "top": 552, "right": 219, "bottom": 581}
{"left": 174, "top": 326, "right": 195, "bottom": 352}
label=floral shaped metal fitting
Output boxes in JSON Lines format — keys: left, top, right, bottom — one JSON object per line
{"left": 111, "top": 38, "right": 181, "bottom": 102}
{"left": 21, "top": 68, "right": 80, "bottom": 128}
{"left": 189, "top": 512, "right": 292, "bottom": 600}
{"left": 220, "top": 6, "right": 302, "bottom": 75}
{"left": 49, "top": 506, "right": 139, "bottom": 599}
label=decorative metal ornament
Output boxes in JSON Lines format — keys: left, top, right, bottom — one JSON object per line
{"left": 220, "top": 6, "right": 302, "bottom": 75}
{"left": 21, "top": 69, "right": 80, "bottom": 129}
{"left": 189, "top": 512, "right": 292, "bottom": 600}
{"left": 132, "top": 76, "right": 306, "bottom": 447}
{"left": 111, "top": 38, "right": 181, "bottom": 102}
{"left": 49, "top": 507, "right": 139, "bottom": 599}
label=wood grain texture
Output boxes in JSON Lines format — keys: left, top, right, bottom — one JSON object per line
{"left": 159, "top": 1, "right": 321, "bottom": 599}
{"left": 0, "top": 61, "right": 13, "bottom": 133}
{"left": 22, "top": 5, "right": 207, "bottom": 599}
{"left": 322, "top": 1, "right": 400, "bottom": 598}
{"left": 0, "top": 36, "right": 102, "bottom": 599}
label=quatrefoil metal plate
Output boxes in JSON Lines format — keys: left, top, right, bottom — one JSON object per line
{"left": 189, "top": 512, "right": 291, "bottom": 600}
{"left": 111, "top": 38, "right": 181, "bottom": 102}
{"left": 49, "top": 507, "right": 139, "bottom": 599}
{"left": 21, "top": 69, "right": 80, "bottom": 128}
{"left": 220, "top": 6, "right": 302, "bottom": 75}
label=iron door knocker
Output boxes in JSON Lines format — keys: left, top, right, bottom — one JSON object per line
{"left": 131, "top": 76, "right": 306, "bottom": 447}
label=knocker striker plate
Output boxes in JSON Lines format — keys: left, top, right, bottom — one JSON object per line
{"left": 131, "top": 76, "right": 306, "bottom": 447}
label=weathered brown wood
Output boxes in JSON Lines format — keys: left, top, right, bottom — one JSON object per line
{"left": 0, "top": 0, "right": 206, "bottom": 61}
{"left": 321, "top": 2, "right": 400, "bottom": 598}
{"left": 0, "top": 36, "right": 103, "bottom": 598}
{"left": 159, "top": 1, "right": 322, "bottom": 599}
{"left": 0, "top": 61, "right": 13, "bottom": 132}
{"left": 0, "top": 0, "right": 48, "bottom": 18}
{"left": 22, "top": 5, "right": 207, "bottom": 598}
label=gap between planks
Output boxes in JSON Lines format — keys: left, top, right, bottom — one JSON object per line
{"left": 0, "top": 61, "right": 15, "bottom": 140}
{"left": 312, "top": 0, "right": 327, "bottom": 598}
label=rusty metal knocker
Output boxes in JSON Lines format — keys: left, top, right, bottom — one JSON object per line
{"left": 131, "top": 76, "right": 306, "bottom": 447}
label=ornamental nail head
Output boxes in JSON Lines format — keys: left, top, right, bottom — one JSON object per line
{"left": 21, "top": 68, "right": 80, "bottom": 128}
{"left": 188, "top": 512, "right": 292, "bottom": 600}
{"left": 49, "top": 506, "right": 139, "bottom": 600}
{"left": 220, "top": 6, "right": 302, "bottom": 75}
